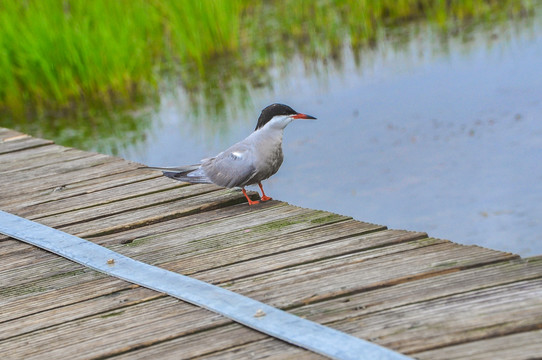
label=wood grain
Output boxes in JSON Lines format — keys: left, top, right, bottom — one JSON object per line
{"left": 1, "top": 130, "right": 541, "bottom": 360}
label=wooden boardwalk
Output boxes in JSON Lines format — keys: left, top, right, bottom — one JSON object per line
{"left": 1, "top": 127, "right": 541, "bottom": 359}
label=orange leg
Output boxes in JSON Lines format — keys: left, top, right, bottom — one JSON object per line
{"left": 242, "top": 187, "right": 260, "bottom": 205}
{"left": 258, "top": 182, "right": 272, "bottom": 201}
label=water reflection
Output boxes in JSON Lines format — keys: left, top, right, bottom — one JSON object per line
{"left": 120, "top": 8, "right": 542, "bottom": 256}
{"left": 1, "top": 91, "right": 157, "bottom": 155}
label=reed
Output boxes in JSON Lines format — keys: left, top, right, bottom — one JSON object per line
{"left": 0, "top": 0, "right": 245, "bottom": 116}
{"left": 0, "top": 0, "right": 532, "bottom": 120}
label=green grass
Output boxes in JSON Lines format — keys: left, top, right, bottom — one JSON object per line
{"left": 0, "top": 0, "right": 533, "bottom": 143}
{"left": 0, "top": 0, "right": 246, "bottom": 115}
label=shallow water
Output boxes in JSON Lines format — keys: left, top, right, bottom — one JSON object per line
{"left": 119, "top": 12, "right": 542, "bottom": 257}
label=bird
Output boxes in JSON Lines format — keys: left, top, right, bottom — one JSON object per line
{"left": 141, "top": 103, "right": 316, "bottom": 205}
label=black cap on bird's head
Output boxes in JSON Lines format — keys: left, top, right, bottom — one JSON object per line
{"left": 255, "top": 103, "right": 316, "bottom": 130}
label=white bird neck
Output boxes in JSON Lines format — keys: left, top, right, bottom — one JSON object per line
{"left": 252, "top": 125, "right": 284, "bottom": 145}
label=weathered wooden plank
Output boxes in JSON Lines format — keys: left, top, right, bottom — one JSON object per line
{"left": 63, "top": 188, "right": 252, "bottom": 238}
{"left": 0, "top": 203, "right": 290, "bottom": 311}
{"left": 3, "top": 256, "right": 540, "bottom": 360}
{"left": 0, "top": 151, "right": 110, "bottom": 206}
{"left": 91, "top": 258, "right": 542, "bottom": 359}
{"left": 0, "top": 251, "right": 87, "bottom": 288}
{"left": 0, "top": 205, "right": 335, "bottom": 287}
{"left": 185, "top": 278, "right": 542, "bottom": 360}
{"left": 0, "top": 134, "right": 53, "bottom": 154}
{"left": 0, "top": 156, "right": 138, "bottom": 199}
{"left": 0, "top": 203, "right": 284, "bottom": 316}
{"left": 0, "top": 143, "right": 74, "bottom": 168}
{"left": 293, "top": 257, "right": 542, "bottom": 324}
{"left": 111, "top": 207, "right": 352, "bottom": 267}
{"left": 0, "top": 196, "right": 270, "bottom": 271}
{"left": 163, "top": 219, "right": 388, "bottom": 276}
{"left": 335, "top": 278, "right": 542, "bottom": 354}
{"left": 13, "top": 178, "right": 192, "bottom": 220}
{"left": 0, "top": 229, "right": 532, "bottom": 359}
{"left": 0, "top": 211, "right": 363, "bottom": 319}
{"left": 0, "top": 208, "right": 364, "bottom": 338}
{"left": 0, "top": 147, "right": 92, "bottom": 174}
{"left": 111, "top": 323, "right": 270, "bottom": 360}
{"left": 31, "top": 183, "right": 218, "bottom": 227}
{"left": 0, "top": 214, "right": 513, "bottom": 318}
{"left": 183, "top": 229, "right": 425, "bottom": 283}
{"left": 2, "top": 129, "right": 540, "bottom": 360}
{"left": 0, "top": 297, "right": 229, "bottom": 360}
{"left": 414, "top": 329, "right": 542, "bottom": 360}
{"left": 0, "top": 169, "right": 161, "bottom": 213}
{"left": 0, "top": 244, "right": 53, "bottom": 272}
{"left": 92, "top": 199, "right": 285, "bottom": 245}
{"left": 228, "top": 242, "right": 517, "bottom": 308}
{"left": 3, "top": 236, "right": 516, "bottom": 348}
{"left": 2, "top": 228, "right": 400, "bottom": 328}
{"left": 0, "top": 152, "right": 121, "bottom": 186}
{"left": 0, "top": 180, "right": 226, "bottom": 254}
{"left": 0, "top": 204, "right": 342, "bottom": 258}
{"left": 0, "top": 286, "right": 161, "bottom": 341}
{"left": 193, "top": 337, "right": 325, "bottom": 360}
{"left": 0, "top": 275, "right": 123, "bottom": 322}
{"left": 0, "top": 128, "right": 24, "bottom": 141}
{"left": 0, "top": 238, "right": 34, "bottom": 255}
{"left": 0, "top": 190, "right": 269, "bottom": 284}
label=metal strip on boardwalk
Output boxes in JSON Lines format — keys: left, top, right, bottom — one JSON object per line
{"left": 0, "top": 210, "right": 411, "bottom": 360}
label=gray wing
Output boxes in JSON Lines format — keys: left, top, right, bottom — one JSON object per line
{"left": 201, "top": 142, "right": 257, "bottom": 188}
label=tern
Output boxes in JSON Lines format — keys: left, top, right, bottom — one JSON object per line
{"left": 142, "top": 103, "right": 316, "bottom": 205}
